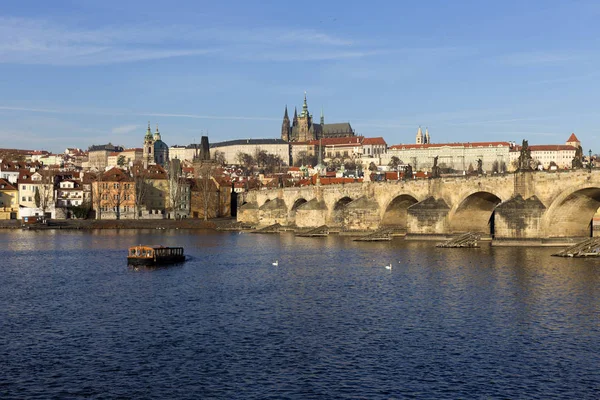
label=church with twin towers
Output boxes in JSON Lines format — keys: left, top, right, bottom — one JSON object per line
{"left": 281, "top": 93, "right": 356, "bottom": 142}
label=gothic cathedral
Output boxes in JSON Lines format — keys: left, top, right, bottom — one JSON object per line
{"left": 281, "top": 93, "right": 355, "bottom": 142}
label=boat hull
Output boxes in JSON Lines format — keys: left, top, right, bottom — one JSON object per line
{"left": 127, "top": 255, "right": 186, "bottom": 266}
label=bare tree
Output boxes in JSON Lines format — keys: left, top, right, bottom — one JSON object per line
{"left": 194, "top": 161, "right": 218, "bottom": 221}
{"left": 167, "top": 159, "right": 187, "bottom": 219}
{"left": 131, "top": 164, "right": 151, "bottom": 219}
{"left": 91, "top": 172, "right": 106, "bottom": 220}
{"left": 236, "top": 152, "right": 255, "bottom": 174}
{"left": 388, "top": 156, "right": 401, "bottom": 170}
{"left": 213, "top": 150, "right": 226, "bottom": 166}
{"left": 34, "top": 170, "right": 55, "bottom": 220}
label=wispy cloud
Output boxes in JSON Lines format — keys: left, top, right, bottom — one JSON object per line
{"left": 0, "top": 103, "right": 280, "bottom": 121}
{"left": 111, "top": 124, "right": 139, "bottom": 135}
{"left": 0, "top": 16, "right": 375, "bottom": 65}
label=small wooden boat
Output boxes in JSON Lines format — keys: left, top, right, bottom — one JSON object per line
{"left": 127, "top": 245, "right": 185, "bottom": 266}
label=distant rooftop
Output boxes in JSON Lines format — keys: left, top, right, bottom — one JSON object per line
{"left": 210, "top": 139, "right": 288, "bottom": 148}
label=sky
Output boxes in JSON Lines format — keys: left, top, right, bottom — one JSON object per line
{"left": 1, "top": 0, "right": 600, "bottom": 153}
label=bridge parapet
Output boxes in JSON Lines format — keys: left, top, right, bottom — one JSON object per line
{"left": 237, "top": 171, "right": 600, "bottom": 239}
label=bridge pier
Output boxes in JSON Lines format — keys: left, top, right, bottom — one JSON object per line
{"left": 406, "top": 197, "right": 450, "bottom": 235}
{"left": 295, "top": 199, "right": 327, "bottom": 228}
{"left": 494, "top": 195, "right": 546, "bottom": 239}
{"left": 343, "top": 197, "right": 380, "bottom": 230}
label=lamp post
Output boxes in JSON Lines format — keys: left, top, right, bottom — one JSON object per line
{"left": 590, "top": 149, "right": 593, "bottom": 173}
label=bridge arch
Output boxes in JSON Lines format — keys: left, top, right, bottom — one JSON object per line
{"left": 291, "top": 198, "right": 308, "bottom": 211}
{"left": 542, "top": 185, "right": 600, "bottom": 237}
{"left": 330, "top": 196, "right": 354, "bottom": 226}
{"left": 449, "top": 190, "right": 502, "bottom": 234}
{"left": 381, "top": 194, "right": 419, "bottom": 229}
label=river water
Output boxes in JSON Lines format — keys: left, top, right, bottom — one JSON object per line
{"left": 0, "top": 229, "right": 599, "bottom": 399}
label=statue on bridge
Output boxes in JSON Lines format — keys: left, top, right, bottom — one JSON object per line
{"left": 477, "top": 158, "right": 483, "bottom": 175}
{"left": 431, "top": 156, "right": 441, "bottom": 178}
{"left": 517, "top": 139, "right": 534, "bottom": 171}
{"left": 404, "top": 164, "right": 413, "bottom": 180}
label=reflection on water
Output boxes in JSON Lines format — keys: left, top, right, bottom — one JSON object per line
{"left": 0, "top": 230, "right": 599, "bottom": 399}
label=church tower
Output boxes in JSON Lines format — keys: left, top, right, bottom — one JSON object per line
{"left": 281, "top": 106, "right": 291, "bottom": 141}
{"left": 416, "top": 126, "right": 424, "bottom": 144}
{"left": 143, "top": 122, "right": 154, "bottom": 168}
{"left": 425, "top": 127, "right": 430, "bottom": 144}
{"left": 297, "top": 92, "right": 312, "bottom": 142}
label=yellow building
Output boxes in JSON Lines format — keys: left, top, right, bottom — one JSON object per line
{"left": 0, "top": 178, "right": 18, "bottom": 219}
{"left": 92, "top": 167, "right": 136, "bottom": 220}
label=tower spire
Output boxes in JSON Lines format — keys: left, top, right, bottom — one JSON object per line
{"left": 320, "top": 107, "right": 324, "bottom": 125}
{"left": 145, "top": 121, "right": 152, "bottom": 140}
{"left": 284, "top": 105, "right": 289, "bottom": 119}
{"left": 301, "top": 91, "right": 308, "bottom": 117}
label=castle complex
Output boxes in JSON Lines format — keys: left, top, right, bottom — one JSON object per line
{"left": 281, "top": 93, "right": 355, "bottom": 142}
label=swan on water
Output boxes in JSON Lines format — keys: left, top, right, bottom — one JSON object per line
{"left": 385, "top": 263, "right": 392, "bottom": 270}
{"left": 272, "top": 260, "right": 279, "bottom": 266}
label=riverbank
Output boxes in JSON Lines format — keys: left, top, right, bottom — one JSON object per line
{"left": 0, "top": 217, "right": 237, "bottom": 230}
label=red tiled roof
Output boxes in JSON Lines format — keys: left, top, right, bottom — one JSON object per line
{"left": 510, "top": 145, "right": 576, "bottom": 152}
{"left": 567, "top": 133, "right": 579, "bottom": 143}
{"left": 0, "top": 178, "right": 17, "bottom": 190}
{"left": 307, "top": 136, "right": 364, "bottom": 146}
{"left": 389, "top": 141, "right": 510, "bottom": 150}
{"left": 363, "top": 137, "right": 387, "bottom": 145}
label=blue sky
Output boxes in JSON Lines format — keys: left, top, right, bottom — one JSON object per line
{"left": 1, "top": 0, "right": 599, "bottom": 153}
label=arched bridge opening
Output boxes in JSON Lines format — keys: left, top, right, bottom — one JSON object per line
{"left": 292, "top": 198, "right": 308, "bottom": 212}
{"left": 381, "top": 195, "right": 419, "bottom": 230}
{"left": 546, "top": 187, "right": 600, "bottom": 238}
{"left": 332, "top": 196, "right": 354, "bottom": 226}
{"left": 451, "top": 191, "right": 502, "bottom": 235}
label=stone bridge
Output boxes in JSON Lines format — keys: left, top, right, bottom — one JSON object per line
{"left": 237, "top": 170, "right": 600, "bottom": 239}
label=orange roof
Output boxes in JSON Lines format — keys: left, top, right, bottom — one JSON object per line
{"left": 390, "top": 141, "right": 510, "bottom": 150}
{"left": 567, "top": 133, "right": 580, "bottom": 142}
{"left": 363, "top": 137, "right": 387, "bottom": 145}
{"left": 0, "top": 178, "right": 17, "bottom": 190}
{"left": 308, "top": 136, "right": 364, "bottom": 146}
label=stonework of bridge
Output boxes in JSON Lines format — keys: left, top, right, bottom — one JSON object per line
{"left": 237, "top": 170, "right": 600, "bottom": 239}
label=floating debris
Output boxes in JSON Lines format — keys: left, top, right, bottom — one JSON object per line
{"left": 436, "top": 232, "right": 481, "bottom": 248}
{"left": 552, "top": 238, "right": 600, "bottom": 257}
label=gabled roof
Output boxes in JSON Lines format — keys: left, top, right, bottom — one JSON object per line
{"left": 362, "top": 137, "right": 387, "bottom": 145}
{"left": 0, "top": 178, "right": 17, "bottom": 191}
{"left": 101, "top": 167, "right": 133, "bottom": 182}
{"left": 567, "top": 133, "right": 580, "bottom": 143}
{"left": 322, "top": 122, "right": 353, "bottom": 134}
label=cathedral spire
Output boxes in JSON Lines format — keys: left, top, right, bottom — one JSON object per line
{"left": 320, "top": 107, "right": 324, "bottom": 125}
{"left": 301, "top": 91, "right": 309, "bottom": 117}
{"left": 283, "top": 105, "right": 289, "bottom": 120}
{"left": 293, "top": 107, "right": 298, "bottom": 126}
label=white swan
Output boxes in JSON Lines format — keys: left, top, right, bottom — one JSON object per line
{"left": 272, "top": 260, "right": 279, "bottom": 266}
{"left": 385, "top": 263, "right": 392, "bottom": 270}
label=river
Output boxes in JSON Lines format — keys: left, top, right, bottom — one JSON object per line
{"left": 1, "top": 230, "right": 599, "bottom": 399}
